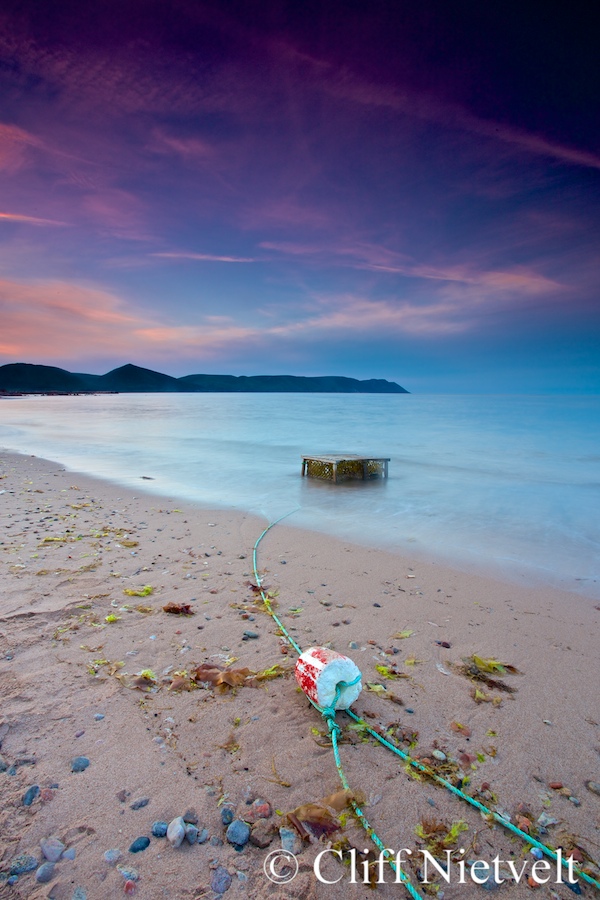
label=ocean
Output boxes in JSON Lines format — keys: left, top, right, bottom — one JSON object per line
{"left": 1, "top": 393, "right": 598, "bottom": 598}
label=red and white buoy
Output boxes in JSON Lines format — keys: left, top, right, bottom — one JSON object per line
{"left": 295, "top": 646, "right": 362, "bottom": 710}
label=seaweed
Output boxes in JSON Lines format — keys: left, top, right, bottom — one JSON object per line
{"left": 162, "top": 601, "right": 195, "bottom": 616}
{"left": 123, "top": 585, "right": 153, "bottom": 597}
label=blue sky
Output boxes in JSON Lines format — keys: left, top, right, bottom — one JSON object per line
{"left": 0, "top": 0, "right": 598, "bottom": 392}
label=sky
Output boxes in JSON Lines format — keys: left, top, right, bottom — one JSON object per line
{"left": 0, "top": 0, "right": 598, "bottom": 392}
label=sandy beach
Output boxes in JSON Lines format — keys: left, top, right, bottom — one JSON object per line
{"left": 0, "top": 451, "right": 598, "bottom": 900}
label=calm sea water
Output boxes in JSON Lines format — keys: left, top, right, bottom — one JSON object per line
{"left": 1, "top": 393, "right": 598, "bottom": 597}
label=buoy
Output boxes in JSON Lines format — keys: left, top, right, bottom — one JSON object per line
{"left": 295, "top": 647, "right": 362, "bottom": 710}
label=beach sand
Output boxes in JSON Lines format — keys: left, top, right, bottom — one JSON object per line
{"left": 0, "top": 451, "right": 598, "bottom": 899}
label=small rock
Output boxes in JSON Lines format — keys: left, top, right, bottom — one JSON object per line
{"left": 210, "top": 836, "right": 224, "bottom": 847}
{"left": 245, "top": 798, "right": 272, "bottom": 823}
{"left": 75, "top": 730, "right": 85, "bottom": 738}
{"left": 167, "top": 816, "right": 186, "bottom": 848}
{"left": 279, "top": 825, "right": 302, "bottom": 855}
{"left": 23, "top": 784, "right": 40, "bottom": 806}
{"left": 62, "top": 847, "right": 76, "bottom": 860}
{"left": 151, "top": 821, "right": 168, "bottom": 837}
{"left": 348, "top": 641, "right": 359, "bottom": 650}
{"left": 41, "top": 837, "right": 65, "bottom": 862}
{"left": 537, "top": 812, "right": 559, "bottom": 827}
{"left": 226, "top": 819, "right": 250, "bottom": 848}
{"left": 183, "top": 808, "right": 199, "bottom": 824}
{"left": 220, "top": 805, "right": 235, "bottom": 826}
{"left": 198, "top": 828, "right": 209, "bottom": 844}
{"left": 0, "top": 754, "right": 7, "bottom": 772}
{"left": 405, "top": 707, "right": 415, "bottom": 714}
{"left": 249, "top": 820, "right": 274, "bottom": 848}
{"left": 116, "top": 789, "right": 130, "bottom": 802}
{"left": 549, "top": 782, "right": 563, "bottom": 790}
{"left": 117, "top": 865, "right": 139, "bottom": 881}
{"left": 9, "top": 854, "right": 38, "bottom": 875}
{"left": 72, "top": 888, "right": 87, "bottom": 900}
{"left": 129, "top": 797, "right": 150, "bottom": 810}
{"left": 104, "top": 849, "right": 122, "bottom": 865}
{"left": 185, "top": 824, "right": 199, "bottom": 844}
{"left": 35, "top": 862, "right": 55, "bottom": 884}
{"left": 71, "top": 756, "right": 90, "bottom": 773}
{"left": 7, "top": 876, "right": 18, "bottom": 885}
{"left": 211, "top": 865, "right": 232, "bottom": 894}
{"left": 124, "top": 880, "right": 137, "bottom": 895}
{"left": 569, "top": 796, "right": 581, "bottom": 806}
{"left": 432, "top": 750, "right": 447, "bottom": 762}
{"left": 585, "top": 780, "right": 600, "bottom": 796}
{"left": 530, "top": 848, "right": 543, "bottom": 860}
{"left": 129, "top": 837, "right": 150, "bottom": 853}
{"left": 94, "top": 713, "right": 105, "bottom": 721}
{"left": 242, "top": 631, "right": 259, "bottom": 640}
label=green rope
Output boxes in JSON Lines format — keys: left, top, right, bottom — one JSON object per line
{"left": 252, "top": 517, "right": 600, "bottom": 895}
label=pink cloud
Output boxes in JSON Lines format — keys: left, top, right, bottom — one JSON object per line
{"left": 273, "top": 42, "right": 600, "bottom": 171}
{"left": 0, "top": 211, "right": 67, "bottom": 226}
{"left": 151, "top": 252, "right": 257, "bottom": 263}
{"left": 0, "top": 123, "right": 44, "bottom": 172}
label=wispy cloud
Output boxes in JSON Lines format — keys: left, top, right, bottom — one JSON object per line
{"left": 262, "top": 239, "right": 561, "bottom": 294}
{"left": 306, "top": 50, "right": 600, "bottom": 170}
{"left": 152, "top": 252, "right": 257, "bottom": 263}
{"left": 0, "top": 211, "right": 67, "bottom": 226}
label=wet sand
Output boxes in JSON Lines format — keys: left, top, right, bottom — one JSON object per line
{"left": 0, "top": 451, "right": 598, "bottom": 899}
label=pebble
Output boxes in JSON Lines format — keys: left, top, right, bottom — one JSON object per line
{"left": 75, "top": 730, "right": 85, "bottom": 738}
{"left": 72, "top": 888, "right": 87, "bottom": 900}
{"left": 211, "top": 865, "right": 232, "bottom": 894}
{"left": 94, "top": 713, "right": 105, "bottom": 721}
{"left": 124, "top": 881, "right": 137, "bottom": 895}
{"left": 585, "top": 781, "right": 600, "bottom": 796}
{"left": 279, "top": 825, "right": 302, "bottom": 855}
{"left": 62, "top": 847, "right": 76, "bottom": 860}
{"left": 210, "top": 836, "right": 224, "bottom": 847}
{"left": 23, "top": 784, "right": 40, "bottom": 806}
{"left": 185, "top": 824, "right": 199, "bottom": 844}
{"left": 104, "top": 848, "right": 122, "bottom": 865}
{"left": 117, "top": 865, "right": 140, "bottom": 881}
{"left": 35, "top": 862, "right": 55, "bottom": 883}
{"left": 242, "top": 630, "right": 259, "bottom": 640}
{"left": 198, "top": 828, "right": 209, "bottom": 844}
{"left": 183, "top": 808, "right": 199, "bottom": 824}
{"left": 249, "top": 820, "right": 274, "bottom": 848}
{"left": 7, "top": 876, "right": 19, "bottom": 885}
{"left": 220, "top": 806, "right": 235, "bottom": 826}
{"left": 432, "top": 750, "right": 447, "bottom": 762}
{"left": 244, "top": 798, "right": 271, "bottom": 823}
{"left": 71, "top": 756, "right": 90, "bottom": 773}
{"left": 151, "top": 821, "right": 168, "bottom": 837}
{"left": 530, "top": 848, "right": 544, "bottom": 860}
{"left": 537, "top": 812, "right": 559, "bottom": 827}
{"left": 226, "top": 819, "right": 250, "bottom": 848}
{"left": 405, "top": 707, "right": 415, "bottom": 714}
{"left": 167, "top": 816, "right": 186, "bottom": 848}
{"left": 9, "top": 854, "right": 38, "bottom": 875}
{"left": 129, "top": 837, "right": 150, "bottom": 853}
{"left": 130, "top": 797, "right": 150, "bottom": 810}
{"left": 569, "top": 796, "right": 581, "bottom": 806}
{"left": 41, "top": 837, "right": 65, "bottom": 862}
{"left": 348, "top": 641, "right": 359, "bottom": 649}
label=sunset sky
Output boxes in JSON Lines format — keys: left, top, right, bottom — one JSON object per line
{"left": 0, "top": 0, "right": 598, "bottom": 392}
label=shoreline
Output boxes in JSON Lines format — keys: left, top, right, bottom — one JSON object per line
{"left": 1, "top": 451, "right": 599, "bottom": 898}
{"left": 3, "top": 443, "right": 598, "bottom": 604}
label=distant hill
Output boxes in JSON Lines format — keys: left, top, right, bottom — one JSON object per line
{"left": 0, "top": 362, "right": 409, "bottom": 394}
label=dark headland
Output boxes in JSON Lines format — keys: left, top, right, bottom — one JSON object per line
{"left": 0, "top": 363, "right": 408, "bottom": 394}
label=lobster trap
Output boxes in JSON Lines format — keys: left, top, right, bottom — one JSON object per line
{"left": 301, "top": 454, "right": 390, "bottom": 483}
